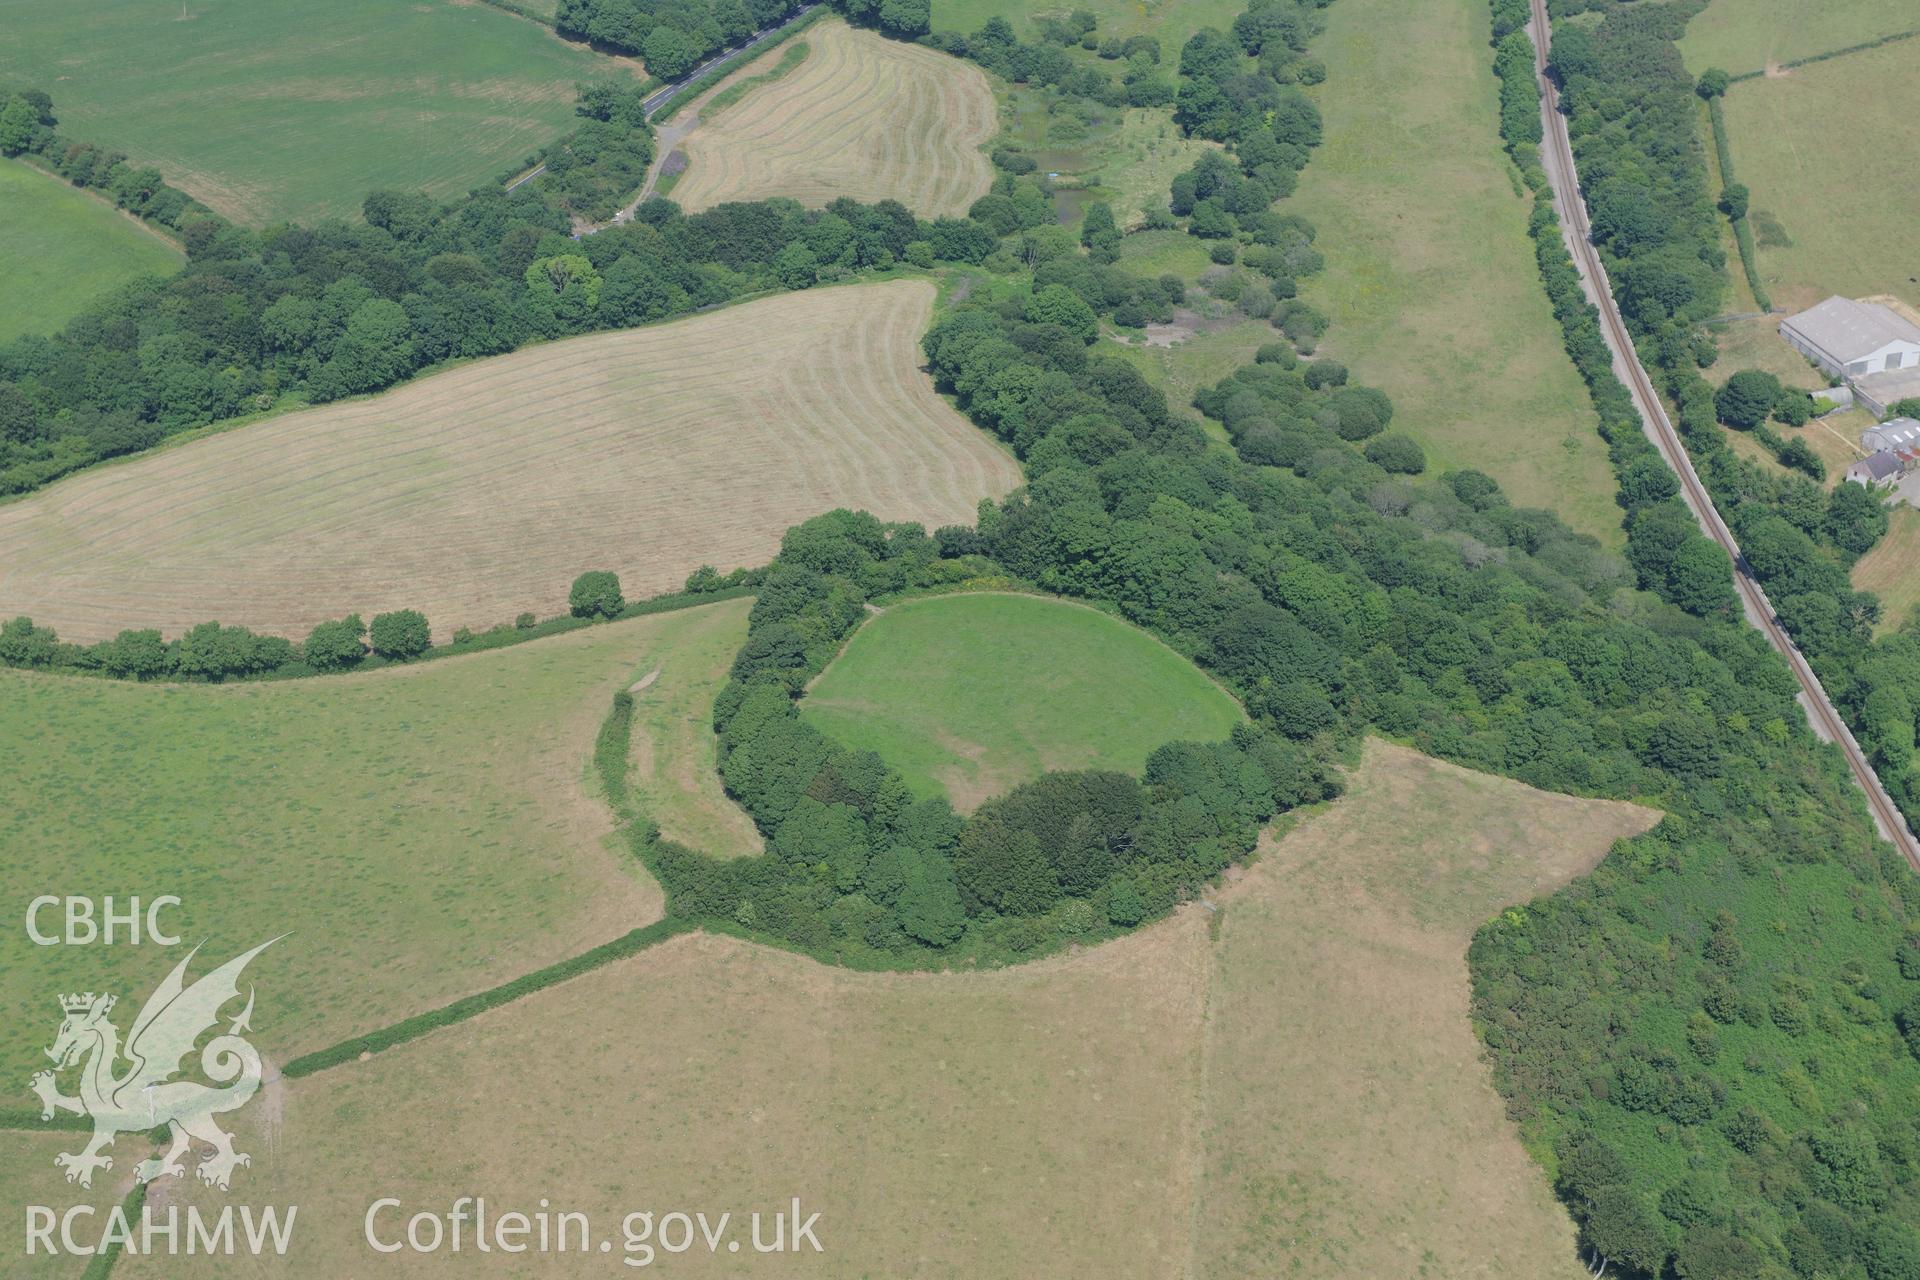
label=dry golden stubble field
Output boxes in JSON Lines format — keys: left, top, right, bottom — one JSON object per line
{"left": 671, "top": 19, "right": 995, "bottom": 218}
{"left": 0, "top": 280, "right": 1020, "bottom": 645}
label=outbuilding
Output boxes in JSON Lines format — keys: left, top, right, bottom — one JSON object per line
{"left": 1861, "top": 417, "right": 1920, "bottom": 453}
{"left": 1780, "top": 296, "right": 1920, "bottom": 379}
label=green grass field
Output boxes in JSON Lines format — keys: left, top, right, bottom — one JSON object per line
{"left": 0, "top": 0, "right": 624, "bottom": 225}
{"left": 0, "top": 604, "right": 759, "bottom": 1084}
{"left": 0, "top": 158, "right": 182, "bottom": 343}
{"left": 1680, "top": 0, "right": 1917, "bottom": 74}
{"left": 1720, "top": 40, "right": 1920, "bottom": 310}
{"left": 801, "top": 593, "right": 1242, "bottom": 810}
{"left": 1289, "top": 0, "right": 1623, "bottom": 547}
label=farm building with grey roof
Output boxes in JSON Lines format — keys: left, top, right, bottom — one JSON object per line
{"left": 1781, "top": 297, "right": 1920, "bottom": 417}
{"left": 1862, "top": 418, "right": 1920, "bottom": 453}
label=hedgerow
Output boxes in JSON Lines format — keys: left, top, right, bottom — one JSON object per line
{"left": 0, "top": 582, "right": 758, "bottom": 684}
{"left": 281, "top": 918, "right": 695, "bottom": 1077}
{"left": 1702, "top": 91, "right": 1771, "bottom": 311}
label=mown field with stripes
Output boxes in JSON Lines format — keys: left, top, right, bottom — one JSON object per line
{"left": 672, "top": 19, "right": 995, "bottom": 218}
{"left": 0, "top": 280, "right": 1019, "bottom": 644}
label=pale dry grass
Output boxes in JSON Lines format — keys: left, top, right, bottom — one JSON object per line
{"left": 1193, "top": 739, "right": 1659, "bottom": 1279}
{"left": 104, "top": 740, "right": 1654, "bottom": 1279}
{"left": 672, "top": 19, "right": 995, "bottom": 218}
{"left": 0, "top": 281, "right": 1020, "bottom": 644}
{"left": 117, "top": 921, "right": 1213, "bottom": 1277}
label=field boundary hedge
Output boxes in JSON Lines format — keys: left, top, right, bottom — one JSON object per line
{"left": 281, "top": 918, "right": 694, "bottom": 1077}
{"left": 0, "top": 581, "right": 756, "bottom": 686}
{"left": 1726, "top": 25, "right": 1920, "bottom": 83}
{"left": 1702, "top": 95, "right": 1771, "bottom": 312}
{"left": 79, "top": 1183, "right": 145, "bottom": 1280}
{"left": 474, "top": 0, "right": 555, "bottom": 27}
{"left": 0, "top": 1106, "right": 89, "bottom": 1133}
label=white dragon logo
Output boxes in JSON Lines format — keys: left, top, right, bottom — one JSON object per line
{"left": 28, "top": 939, "right": 279, "bottom": 1192}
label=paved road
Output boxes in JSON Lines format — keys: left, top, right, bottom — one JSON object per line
{"left": 1527, "top": 0, "right": 1920, "bottom": 871}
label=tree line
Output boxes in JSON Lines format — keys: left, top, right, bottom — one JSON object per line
{"left": 0, "top": 80, "right": 1117, "bottom": 502}
{"left": 555, "top": 0, "right": 805, "bottom": 79}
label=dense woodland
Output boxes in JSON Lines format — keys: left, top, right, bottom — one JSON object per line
{"left": 3, "top": 0, "right": 1918, "bottom": 1272}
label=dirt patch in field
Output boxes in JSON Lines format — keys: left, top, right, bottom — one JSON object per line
{"left": 673, "top": 19, "right": 994, "bottom": 217}
{"left": 0, "top": 281, "right": 1019, "bottom": 644}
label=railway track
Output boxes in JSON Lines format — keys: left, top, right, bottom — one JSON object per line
{"left": 1526, "top": 0, "right": 1920, "bottom": 872}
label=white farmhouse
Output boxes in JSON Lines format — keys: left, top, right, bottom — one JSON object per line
{"left": 1780, "top": 297, "right": 1920, "bottom": 416}
{"left": 1845, "top": 450, "right": 1903, "bottom": 488}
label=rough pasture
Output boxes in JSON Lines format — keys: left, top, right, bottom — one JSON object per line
{"left": 671, "top": 19, "right": 995, "bottom": 218}
{"left": 97, "top": 740, "right": 1652, "bottom": 1277}
{"left": 1720, "top": 40, "right": 1920, "bottom": 310}
{"left": 1288, "top": 0, "right": 1623, "bottom": 546}
{"left": 1852, "top": 506, "right": 1920, "bottom": 637}
{"left": 0, "top": 281, "right": 1019, "bottom": 645}
{"left": 0, "top": 604, "right": 770, "bottom": 1085}
{"left": 623, "top": 597, "right": 764, "bottom": 855}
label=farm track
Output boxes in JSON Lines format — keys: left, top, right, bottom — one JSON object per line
{"left": 0, "top": 281, "right": 1021, "bottom": 645}
{"left": 1528, "top": 0, "right": 1920, "bottom": 871}
{"left": 669, "top": 19, "right": 995, "bottom": 218}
